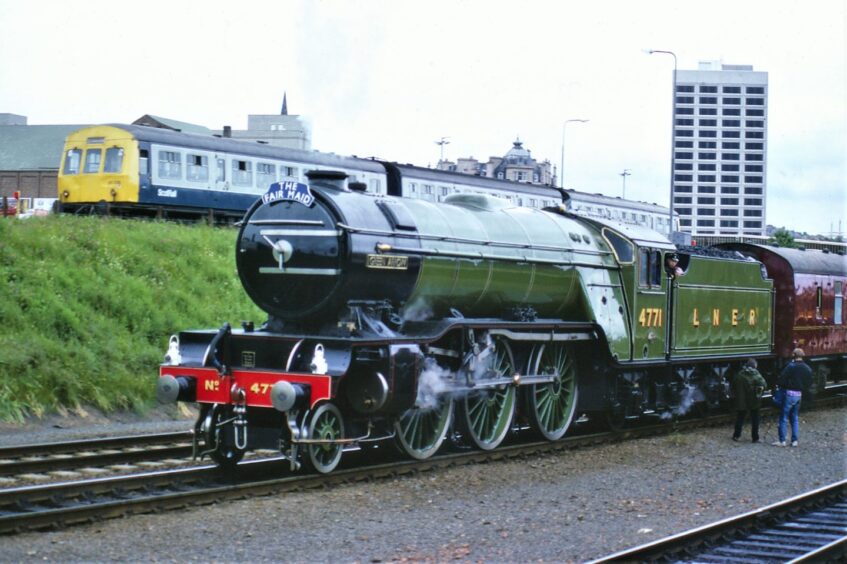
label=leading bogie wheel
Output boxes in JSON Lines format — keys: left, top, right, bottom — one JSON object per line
{"left": 203, "top": 404, "right": 245, "bottom": 468}
{"left": 459, "top": 336, "right": 516, "bottom": 450}
{"left": 303, "top": 402, "right": 345, "bottom": 474}
{"left": 524, "top": 343, "right": 579, "bottom": 441}
{"left": 395, "top": 394, "right": 454, "bottom": 460}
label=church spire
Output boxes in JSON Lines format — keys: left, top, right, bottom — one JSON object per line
{"left": 281, "top": 92, "right": 288, "bottom": 115}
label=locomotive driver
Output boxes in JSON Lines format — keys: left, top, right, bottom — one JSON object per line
{"left": 665, "top": 253, "right": 684, "bottom": 278}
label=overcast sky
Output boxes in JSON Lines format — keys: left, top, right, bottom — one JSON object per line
{"left": 1, "top": 0, "right": 844, "bottom": 236}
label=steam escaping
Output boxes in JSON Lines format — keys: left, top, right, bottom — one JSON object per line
{"left": 402, "top": 298, "right": 433, "bottom": 322}
{"left": 660, "top": 385, "right": 705, "bottom": 420}
{"left": 415, "top": 336, "right": 500, "bottom": 410}
{"left": 416, "top": 357, "right": 451, "bottom": 409}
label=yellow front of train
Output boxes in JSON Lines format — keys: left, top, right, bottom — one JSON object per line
{"left": 57, "top": 125, "right": 140, "bottom": 208}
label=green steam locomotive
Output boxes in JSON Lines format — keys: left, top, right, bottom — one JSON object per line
{"left": 158, "top": 171, "right": 779, "bottom": 473}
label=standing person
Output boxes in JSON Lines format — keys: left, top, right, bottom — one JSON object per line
{"left": 772, "top": 348, "right": 813, "bottom": 447}
{"left": 732, "top": 358, "right": 767, "bottom": 443}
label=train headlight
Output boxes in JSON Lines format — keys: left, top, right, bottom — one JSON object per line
{"left": 163, "top": 335, "right": 181, "bottom": 365}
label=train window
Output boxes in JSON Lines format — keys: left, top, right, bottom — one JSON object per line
{"left": 139, "top": 150, "right": 149, "bottom": 175}
{"left": 158, "top": 151, "right": 182, "bottom": 179}
{"left": 187, "top": 154, "right": 209, "bottom": 182}
{"left": 83, "top": 149, "right": 102, "bottom": 174}
{"left": 651, "top": 250, "right": 662, "bottom": 285}
{"left": 104, "top": 147, "right": 124, "bottom": 173}
{"left": 639, "top": 249, "right": 650, "bottom": 286}
{"left": 281, "top": 166, "right": 297, "bottom": 179}
{"left": 232, "top": 160, "right": 253, "bottom": 187}
{"left": 257, "top": 162, "right": 276, "bottom": 189}
{"left": 63, "top": 149, "right": 82, "bottom": 174}
{"left": 835, "top": 282, "right": 843, "bottom": 325}
{"left": 602, "top": 228, "right": 633, "bottom": 264}
{"left": 216, "top": 158, "right": 226, "bottom": 182}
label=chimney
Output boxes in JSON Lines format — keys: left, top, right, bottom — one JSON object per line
{"left": 223, "top": 126, "right": 232, "bottom": 138}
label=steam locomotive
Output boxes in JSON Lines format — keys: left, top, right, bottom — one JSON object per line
{"left": 157, "top": 171, "right": 846, "bottom": 472}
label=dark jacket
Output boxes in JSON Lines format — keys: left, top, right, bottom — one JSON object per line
{"left": 732, "top": 367, "right": 767, "bottom": 411}
{"left": 778, "top": 360, "right": 813, "bottom": 392}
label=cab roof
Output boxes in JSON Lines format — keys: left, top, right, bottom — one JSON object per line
{"left": 561, "top": 211, "right": 675, "bottom": 250}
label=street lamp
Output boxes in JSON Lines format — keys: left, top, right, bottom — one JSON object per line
{"left": 435, "top": 137, "right": 450, "bottom": 164}
{"left": 620, "top": 169, "right": 631, "bottom": 199}
{"left": 561, "top": 119, "right": 589, "bottom": 189}
{"left": 648, "top": 49, "right": 677, "bottom": 238}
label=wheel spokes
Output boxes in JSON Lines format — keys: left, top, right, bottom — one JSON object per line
{"left": 395, "top": 396, "right": 453, "bottom": 460}
{"left": 528, "top": 344, "right": 578, "bottom": 441}
{"left": 462, "top": 336, "right": 516, "bottom": 450}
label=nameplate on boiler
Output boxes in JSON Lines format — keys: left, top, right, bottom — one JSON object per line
{"left": 366, "top": 254, "right": 409, "bottom": 270}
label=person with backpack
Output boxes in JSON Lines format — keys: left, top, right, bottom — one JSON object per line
{"left": 732, "top": 358, "right": 768, "bottom": 443}
{"left": 772, "top": 348, "right": 814, "bottom": 447}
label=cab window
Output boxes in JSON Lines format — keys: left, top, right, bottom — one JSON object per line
{"left": 83, "top": 149, "right": 102, "bottom": 174}
{"left": 63, "top": 149, "right": 82, "bottom": 174}
{"left": 638, "top": 249, "right": 663, "bottom": 288}
{"left": 104, "top": 147, "right": 124, "bottom": 173}
{"left": 601, "top": 227, "right": 633, "bottom": 263}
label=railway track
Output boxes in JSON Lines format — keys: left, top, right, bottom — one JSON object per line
{"left": 591, "top": 479, "right": 847, "bottom": 563}
{"left": 0, "top": 397, "right": 843, "bottom": 535}
{"left": 0, "top": 431, "right": 194, "bottom": 478}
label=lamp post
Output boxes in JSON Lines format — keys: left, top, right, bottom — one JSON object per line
{"left": 648, "top": 49, "right": 677, "bottom": 238}
{"left": 561, "top": 119, "right": 589, "bottom": 189}
{"left": 435, "top": 137, "right": 450, "bottom": 164}
{"left": 620, "top": 169, "right": 631, "bottom": 199}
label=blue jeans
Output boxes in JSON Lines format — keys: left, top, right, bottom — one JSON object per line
{"left": 778, "top": 393, "right": 801, "bottom": 443}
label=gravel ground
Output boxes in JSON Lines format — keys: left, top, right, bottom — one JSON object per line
{"left": 0, "top": 406, "right": 844, "bottom": 563}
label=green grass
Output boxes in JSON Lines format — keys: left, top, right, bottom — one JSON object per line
{"left": 0, "top": 215, "right": 264, "bottom": 422}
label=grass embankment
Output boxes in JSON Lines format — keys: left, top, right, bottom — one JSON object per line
{"left": 0, "top": 216, "right": 264, "bottom": 422}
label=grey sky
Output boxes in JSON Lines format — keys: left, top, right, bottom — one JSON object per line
{"left": 1, "top": 0, "right": 844, "bottom": 235}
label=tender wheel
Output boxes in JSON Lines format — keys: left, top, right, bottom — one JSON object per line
{"left": 304, "top": 403, "right": 345, "bottom": 474}
{"left": 395, "top": 396, "right": 454, "bottom": 460}
{"left": 459, "top": 336, "right": 516, "bottom": 450}
{"left": 203, "top": 404, "right": 245, "bottom": 467}
{"left": 525, "top": 343, "right": 579, "bottom": 441}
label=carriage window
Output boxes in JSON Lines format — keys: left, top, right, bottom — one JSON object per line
{"left": 257, "top": 162, "right": 276, "bottom": 189}
{"left": 104, "top": 147, "right": 124, "bottom": 173}
{"left": 232, "top": 160, "right": 253, "bottom": 187}
{"left": 602, "top": 228, "right": 634, "bottom": 263}
{"left": 835, "top": 282, "right": 843, "bottom": 325}
{"left": 216, "top": 158, "right": 225, "bottom": 182}
{"left": 83, "top": 149, "right": 102, "bottom": 174}
{"left": 187, "top": 154, "right": 209, "bottom": 182}
{"left": 63, "top": 149, "right": 82, "bottom": 174}
{"left": 139, "top": 149, "right": 149, "bottom": 175}
{"left": 281, "top": 166, "right": 297, "bottom": 179}
{"left": 158, "top": 151, "right": 182, "bottom": 179}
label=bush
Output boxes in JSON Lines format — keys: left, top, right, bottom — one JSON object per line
{"left": 0, "top": 216, "right": 264, "bottom": 422}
